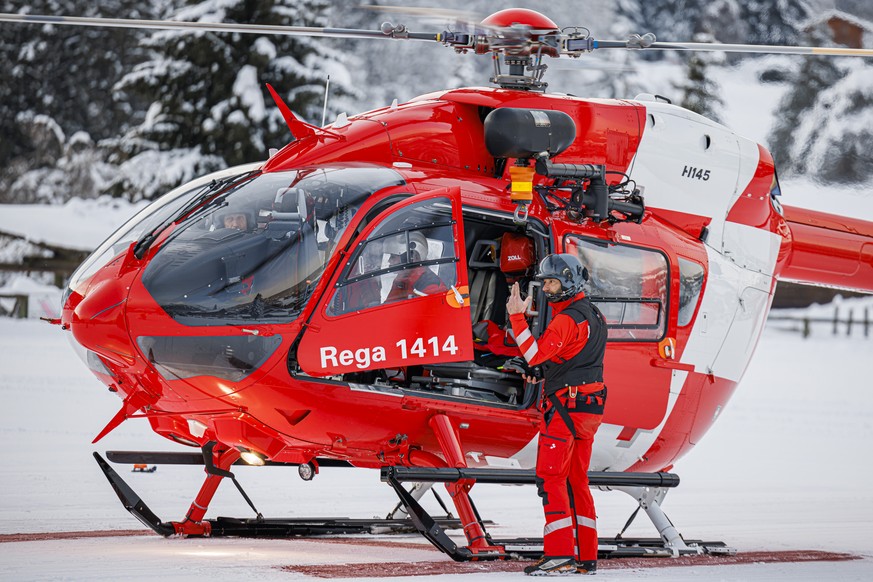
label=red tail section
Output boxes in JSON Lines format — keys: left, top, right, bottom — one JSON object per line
{"left": 779, "top": 205, "right": 873, "bottom": 293}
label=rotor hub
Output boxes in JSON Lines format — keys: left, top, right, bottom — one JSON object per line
{"left": 477, "top": 9, "right": 561, "bottom": 91}
{"left": 480, "top": 8, "right": 558, "bottom": 32}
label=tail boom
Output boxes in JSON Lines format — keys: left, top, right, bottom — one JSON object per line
{"left": 779, "top": 205, "right": 873, "bottom": 293}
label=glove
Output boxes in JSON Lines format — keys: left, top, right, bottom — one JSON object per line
{"left": 500, "top": 356, "right": 542, "bottom": 380}
{"left": 500, "top": 356, "right": 529, "bottom": 375}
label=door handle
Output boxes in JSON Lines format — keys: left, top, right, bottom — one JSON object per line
{"left": 649, "top": 359, "right": 695, "bottom": 372}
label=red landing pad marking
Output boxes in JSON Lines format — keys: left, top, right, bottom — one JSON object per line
{"left": 0, "top": 530, "right": 149, "bottom": 543}
{"left": 0, "top": 531, "right": 441, "bottom": 550}
{"left": 283, "top": 551, "right": 861, "bottom": 578}
{"left": 296, "top": 538, "right": 439, "bottom": 552}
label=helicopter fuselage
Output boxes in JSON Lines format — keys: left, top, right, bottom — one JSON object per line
{"left": 63, "top": 86, "right": 794, "bottom": 475}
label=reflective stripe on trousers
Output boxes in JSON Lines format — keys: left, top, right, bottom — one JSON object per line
{"left": 535, "top": 402, "right": 602, "bottom": 561}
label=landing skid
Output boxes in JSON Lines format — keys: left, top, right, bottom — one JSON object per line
{"left": 95, "top": 451, "right": 733, "bottom": 560}
{"left": 93, "top": 452, "right": 174, "bottom": 536}
{"left": 94, "top": 452, "right": 468, "bottom": 537}
{"left": 382, "top": 465, "right": 734, "bottom": 560}
{"left": 603, "top": 484, "right": 736, "bottom": 556}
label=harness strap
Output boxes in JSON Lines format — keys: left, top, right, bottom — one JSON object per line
{"left": 547, "top": 393, "right": 577, "bottom": 439}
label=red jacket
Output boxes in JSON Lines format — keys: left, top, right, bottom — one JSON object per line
{"left": 509, "top": 292, "right": 591, "bottom": 367}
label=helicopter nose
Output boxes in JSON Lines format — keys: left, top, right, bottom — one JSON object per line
{"left": 70, "top": 278, "right": 135, "bottom": 365}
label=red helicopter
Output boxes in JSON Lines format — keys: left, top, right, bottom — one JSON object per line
{"left": 3, "top": 7, "right": 873, "bottom": 561}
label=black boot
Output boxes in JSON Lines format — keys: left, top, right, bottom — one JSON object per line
{"left": 576, "top": 559, "right": 597, "bottom": 574}
{"left": 523, "top": 556, "right": 576, "bottom": 576}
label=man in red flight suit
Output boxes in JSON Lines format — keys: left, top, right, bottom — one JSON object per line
{"left": 506, "top": 253, "right": 607, "bottom": 576}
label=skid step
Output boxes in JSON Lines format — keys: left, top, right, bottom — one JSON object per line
{"left": 496, "top": 537, "right": 735, "bottom": 559}
{"left": 207, "top": 516, "right": 474, "bottom": 537}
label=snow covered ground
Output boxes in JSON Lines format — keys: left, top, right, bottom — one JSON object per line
{"left": 1, "top": 300, "right": 872, "bottom": 580}
{"left": 0, "top": 196, "right": 147, "bottom": 252}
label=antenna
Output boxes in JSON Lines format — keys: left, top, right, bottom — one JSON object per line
{"left": 321, "top": 75, "right": 331, "bottom": 127}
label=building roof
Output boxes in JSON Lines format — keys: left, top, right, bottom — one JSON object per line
{"left": 802, "top": 9, "right": 873, "bottom": 33}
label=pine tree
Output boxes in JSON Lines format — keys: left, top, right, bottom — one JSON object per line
{"left": 765, "top": 4, "right": 873, "bottom": 183}
{"left": 111, "top": 0, "right": 358, "bottom": 200}
{"left": 785, "top": 58, "right": 873, "bottom": 183}
{"left": 768, "top": 25, "right": 844, "bottom": 176}
{"left": 739, "top": 0, "right": 813, "bottom": 45}
{"left": 609, "top": 0, "right": 735, "bottom": 101}
{"left": 0, "top": 0, "right": 155, "bottom": 202}
{"left": 675, "top": 35, "right": 724, "bottom": 122}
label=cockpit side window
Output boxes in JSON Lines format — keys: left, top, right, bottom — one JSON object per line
{"left": 327, "top": 197, "right": 457, "bottom": 316}
{"left": 565, "top": 236, "right": 669, "bottom": 341}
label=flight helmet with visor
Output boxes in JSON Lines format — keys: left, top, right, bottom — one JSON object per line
{"left": 535, "top": 253, "right": 589, "bottom": 303}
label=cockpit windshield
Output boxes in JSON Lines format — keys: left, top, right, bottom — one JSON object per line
{"left": 140, "top": 166, "right": 405, "bottom": 325}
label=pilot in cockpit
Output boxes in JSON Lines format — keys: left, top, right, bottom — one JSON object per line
{"left": 221, "top": 211, "right": 250, "bottom": 231}
{"left": 384, "top": 230, "right": 443, "bottom": 302}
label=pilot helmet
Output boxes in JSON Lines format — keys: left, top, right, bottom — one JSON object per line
{"left": 215, "top": 208, "right": 254, "bottom": 231}
{"left": 535, "top": 253, "right": 589, "bottom": 302}
{"left": 383, "top": 230, "right": 429, "bottom": 262}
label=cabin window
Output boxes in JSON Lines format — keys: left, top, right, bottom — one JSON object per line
{"left": 564, "top": 236, "right": 669, "bottom": 341}
{"left": 327, "top": 197, "right": 457, "bottom": 316}
{"left": 769, "top": 171, "right": 784, "bottom": 216}
{"left": 677, "top": 257, "right": 705, "bottom": 327}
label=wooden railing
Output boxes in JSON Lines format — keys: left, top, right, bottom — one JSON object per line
{"left": 0, "top": 294, "right": 28, "bottom": 318}
{"left": 768, "top": 305, "right": 871, "bottom": 339}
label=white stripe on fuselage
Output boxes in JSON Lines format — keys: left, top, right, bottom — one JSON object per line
{"left": 503, "top": 102, "right": 783, "bottom": 472}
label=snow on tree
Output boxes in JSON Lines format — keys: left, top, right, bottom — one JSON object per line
{"left": 606, "top": 0, "right": 734, "bottom": 104}
{"left": 110, "top": 0, "right": 359, "bottom": 200}
{"left": 6, "top": 124, "right": 118, "bottom": 204}
{"left": 785, "top": 58, "right": 873, "bottom": 183}
{"left": 767, "top": 21, "right": 850, "bottom": 179}
{"left": 0, "top": 0, "right": 156, "bottom": 203}
{"left": 739, "top": 0, "right": 814, "bottom": 44}
{"left": 674, "top": 34, "right": 724, "bottom": 121}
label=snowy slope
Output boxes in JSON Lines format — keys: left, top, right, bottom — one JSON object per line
{"left": 0, "top": 197, "right": 146, "bottom": 252}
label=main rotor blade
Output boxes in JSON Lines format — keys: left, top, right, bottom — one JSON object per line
{"left": 361, "top": 5, "right": 496, "bottom": 35}
{"left": 593, "top": 38, "right": 873, "bottom": 58}
{"left": 0, "top": 12, "right": 440, "bottom": 41}
{"left": 363, "top": 5, "right": 481, "bottom": 22}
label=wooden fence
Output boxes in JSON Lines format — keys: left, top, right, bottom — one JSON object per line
{"left": 0, "top": 294, "right": 28, "bottom": 318}
{"left": 768, "top": 306, "right": 871, "bottom": 339}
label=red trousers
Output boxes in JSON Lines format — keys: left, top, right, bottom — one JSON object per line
{"left": 535, "top": 399, "right": 603, "bottom": 560}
